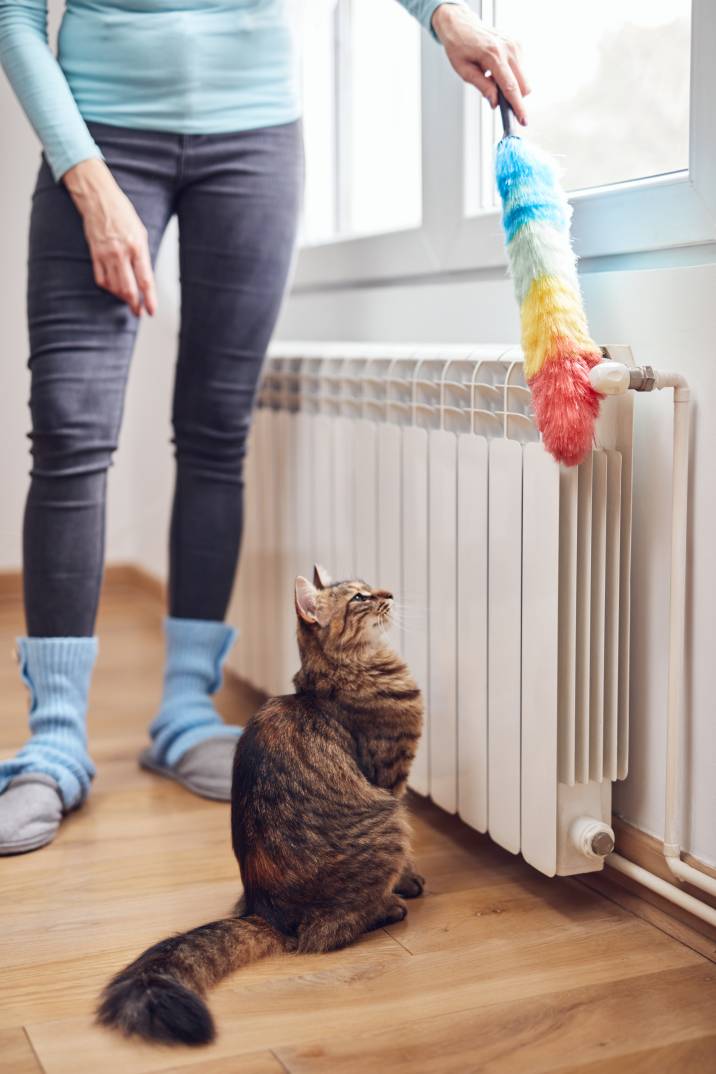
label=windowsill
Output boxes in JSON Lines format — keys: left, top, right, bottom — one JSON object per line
{"left": 301, "top": 218, "right": 424, "bottom": 250}
{"left": 293, "top": 171, "right": 716, "bottom": 293}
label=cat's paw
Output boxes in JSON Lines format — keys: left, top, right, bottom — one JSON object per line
{"left": 394, "top": 870, "right": 425, "bottom": 899}
{"left": 376, "top": 897, "right": 408, "bottom": 927}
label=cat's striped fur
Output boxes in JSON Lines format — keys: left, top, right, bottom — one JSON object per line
{"left": 97, "top": 566, "right": 423, "bottom": 1045}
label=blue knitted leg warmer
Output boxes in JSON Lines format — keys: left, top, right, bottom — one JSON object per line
{"left": 148, "top": 617, "right": 240, "bottom": 767}
{"left": 0, "top": 637, "right": 98, "bottom": 811}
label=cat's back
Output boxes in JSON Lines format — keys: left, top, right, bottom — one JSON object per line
{"left": 232, "top": 692, "right": 347, "bottom": 796}
{"left": 231, "top": 691, "right": 376, "bottom": 876}
{"left": 232, "top": 690, "right": 388, "bottom": 819}
{"left": 234, "top": 694, "right": 306, "bottom": 779}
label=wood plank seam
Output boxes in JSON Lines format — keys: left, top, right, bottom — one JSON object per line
{"left": 24, "top": 1025, "right": 46, "bottom": 1074}
{"left": 269, "top": 1050, "right": 291, "bottom": 1074}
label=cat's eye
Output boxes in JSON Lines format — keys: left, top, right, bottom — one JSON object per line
{"left": 350, "top": 593, "right": 370, "bottom": 603}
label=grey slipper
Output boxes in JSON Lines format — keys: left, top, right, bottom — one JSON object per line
{"left": 0, "top": 774, "right": 64, "bottom": 855}
{"left": 139, "top": 736, "right": 239, "bottom": 801}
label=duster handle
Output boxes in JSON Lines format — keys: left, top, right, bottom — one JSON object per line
{"left": 497, "top": 89, "right": 517, "bottom": 138}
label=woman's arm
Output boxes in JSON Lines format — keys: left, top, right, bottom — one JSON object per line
{"left": 397, "top": 0, "right": 465, "bottom": 36}
{"left": 0, "top": 0, "right": 101, "bottom": 180}
{"left": 0, "top": 1, "right": 156, "bottom": 314}
{"left": 399, "top": 1, "right": 530, "bottom": 126}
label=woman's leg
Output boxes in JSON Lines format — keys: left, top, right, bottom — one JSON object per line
{"left": 169, "top": 120, "right": 303, "bottom": 621}
{"left": 24, "top": 130, "right": 174, "bottom": 636}
{"left": 24, "top": 179, "right": 141, "bottom": 639}
{"left": 1, "top": 130, "right": 174, "bottom": 852}
{"left": 144, "top": 121, "right": 302, "bottom": 795}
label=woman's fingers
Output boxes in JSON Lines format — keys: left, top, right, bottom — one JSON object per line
{"left": 131, "top": 239, "right": 157, "bottom": 317}
{"left": 105, "top": 251, "right": 141, "bottom": 316}
{"left": 432, "top": 4, "right": 530, "bottom": 124}
{"left": 92, "top": 257, "right": 107, "bottom": 290}
{"left": 484, "top": 47, "right": 527, "bottom": 124}
{"left": 103, "top": 259, "right": 122, "bottom": 309}
{"left": 507, "top": 40, "right": 531, "bottom": 97}
{"left": 94, "top": 237, "right": 154, "bottom": 317}
{"left": 119, "top": 258, "right": 142, "bottom": 316}
{"left": 99, "top": 243, "right": 153, "bottom": 316}
{"left": 460, "top": 63, "right": 498, "bottom": 109}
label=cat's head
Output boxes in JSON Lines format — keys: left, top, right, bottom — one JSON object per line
{"left": 294, "top": 564, "right": 393, "bottom": 655}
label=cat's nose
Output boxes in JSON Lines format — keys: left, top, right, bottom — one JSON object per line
{"left": 374, "top": 589, "right": 393, "bottom": 600}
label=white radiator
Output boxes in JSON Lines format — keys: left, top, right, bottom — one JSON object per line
{"left": 229, "top": 343, "right": 635, "bottom": 878}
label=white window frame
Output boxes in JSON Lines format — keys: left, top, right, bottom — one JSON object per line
{"left": 294, "top": 0, "right": 716, "bottom": 291}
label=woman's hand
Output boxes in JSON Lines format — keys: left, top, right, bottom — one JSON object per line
{"left": 432, "top": 3, "right": 530, "bottom": 126}
{"left": 63, "top": 158, "right": 157, "bottom": 316}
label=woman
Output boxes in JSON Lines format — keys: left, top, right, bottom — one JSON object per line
{"left": 0, "top": 0, "right": 528, "bottom": 854}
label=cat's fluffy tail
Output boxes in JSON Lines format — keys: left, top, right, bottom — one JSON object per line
{"left": 97, "top": 914, "right": 289, "bottom": 1045}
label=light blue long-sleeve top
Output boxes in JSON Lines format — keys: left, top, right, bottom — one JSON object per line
{"left": 0, "top": 0, "right": 465, "bottom": 181}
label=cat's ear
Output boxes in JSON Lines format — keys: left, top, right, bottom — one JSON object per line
{"left": 295, "top": 576, "right": 319, "bottom": 624}
{"left": 313, "top": 564, "right": 332, "bottom": 590}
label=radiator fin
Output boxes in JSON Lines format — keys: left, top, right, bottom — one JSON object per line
{"left": 312, "top": 414, "right": 334, "bottom": 572}
{"left": 276, "top": 410, "right": 298, "bottom": 693}
{"left": 377, "top": 423, "right": 403, "bottom": 655}
{"left": 575, "top": 456, "right": 593, "bottom": 784}
{"left": 557, "top": 466, "right": 578, "bottom": 786}
{"left": 604, "top": 451, "right": 623, "bottom": 782}
{"left": 487, "top": 438, "right": 523, "bottom": 854}
{"left": 589, "top": 451, "right": 608, "bottom": 784}
{"left": 521, "top": 442, "right": 560, "bottom": 875}
{"left": 428, "top": 429, "right": 458, "bottom": 814}
{"left": 456, "top": 434, "right": 489, "bottom": 832}
{"left": 402, "top": 426, "right": 430, "bottom": 796}
{"left": 354, "top": 419, "right": 378, "bottom": 582}
{"left": 296, "top": 412, "right": 315, "bottom": 595}
{"left": 332, "top": 416, "right": 356, "bottom": 581}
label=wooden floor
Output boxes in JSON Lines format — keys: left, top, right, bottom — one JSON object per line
{"left": 2, "top": 583, "right": 715, "bottom": 1074}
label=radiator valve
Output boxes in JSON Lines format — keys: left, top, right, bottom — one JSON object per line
{"left": 570, "top": 817, "right": 615, "bottom": 860}
{"left": 590, "top": 360, "right": 656, "bottom": 395}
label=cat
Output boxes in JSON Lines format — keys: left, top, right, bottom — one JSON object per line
{"left": 97, "top": 564, "right": 424, "bottom": 1046}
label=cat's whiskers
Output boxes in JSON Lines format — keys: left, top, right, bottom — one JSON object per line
{"left": 388, "top": 602, "right": 427, "bottom": 622}
{"left": 387, "top": 607, "right": 426, "bottom": 636}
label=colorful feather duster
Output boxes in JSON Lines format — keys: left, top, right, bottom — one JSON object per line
{"left": 495, "top": 98, "right": 602, "bottom": 466}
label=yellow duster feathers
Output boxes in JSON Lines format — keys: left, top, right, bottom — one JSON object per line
{"left": 520, "top": 275, "right": 601, "bottom": 380}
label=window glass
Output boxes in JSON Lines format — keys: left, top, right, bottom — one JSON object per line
{"left": 301, "top": 0, "right": 338, "bottom": 244}
{"left": 348, "top": 0, "right": 422, "bottom": 236}
{"left": 467, "top": 0, "right": 691, "bottom": 211}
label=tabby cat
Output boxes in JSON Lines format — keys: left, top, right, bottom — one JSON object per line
{"left": 97, "top": 565, "right": 424, "bottom": 1046}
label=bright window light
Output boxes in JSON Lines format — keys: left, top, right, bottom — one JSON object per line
{"left": 300, "top": 0, "right": 422, "bottom": 244}
{"left": 348, "top": 0, "right": 422, "bottom": 237}
{"left": 300, "top": 0, "right": 338, "bottom": 245}
{"left": 466, "top": 0, "right": 691, "bottom": 212}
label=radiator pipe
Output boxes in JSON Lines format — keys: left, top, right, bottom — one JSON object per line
{"left": 589, "top": 361, "right": 716, "bottom": 920}
{"left": 607, "top": 852, "right": 716, "bottom": 927}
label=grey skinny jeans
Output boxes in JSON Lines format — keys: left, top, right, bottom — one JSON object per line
{"left": 24, "top": 119, "right": 302, "bottom": 636}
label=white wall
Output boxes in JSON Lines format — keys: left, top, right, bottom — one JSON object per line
{"left": 0, "top": 92, "right": 36, "bottom": 572}
{"left": 276, "top": 260, "right": 716, "bottom": 869}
